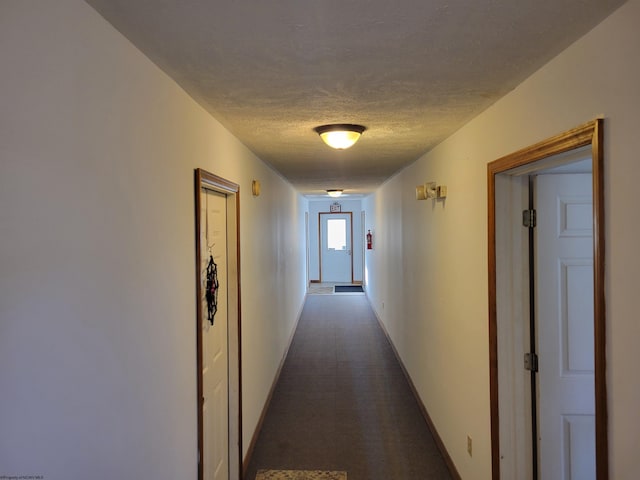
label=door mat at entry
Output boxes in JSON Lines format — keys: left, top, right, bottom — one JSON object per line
{"left": 334, "top": 285, "right": 363, "bottom": 293}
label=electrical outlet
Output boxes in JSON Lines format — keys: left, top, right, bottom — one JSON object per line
{"left": 467, "top": 435, "right": 472, "bottom": 457}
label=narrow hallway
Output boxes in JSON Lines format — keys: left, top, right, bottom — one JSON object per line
{"left": 245, "top": 294, "right": 452, "bottom": 479}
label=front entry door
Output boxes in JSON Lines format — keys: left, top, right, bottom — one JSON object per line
{"left": 320, "top": 212, "right": 352, "bottom": 283}
{"left": 535, "top": 173, "right": 595, "bottom": 479}
{"left": 201, "top": 188, "right": 229, "bottom": 480}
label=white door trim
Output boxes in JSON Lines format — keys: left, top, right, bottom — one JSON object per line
{"left": 195, "top": 169, "right": 241, "bottom": 480}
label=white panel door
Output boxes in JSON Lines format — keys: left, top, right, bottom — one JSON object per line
{"left": 536, "top": 173, "right": 594, "bottom": 480}
{"left": 201, "top": 189, "right": 229, "bottom": 480}
{"left": 320, "top": 213, "right": 352, "bottom": 283}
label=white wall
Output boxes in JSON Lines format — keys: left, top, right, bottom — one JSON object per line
{"left": 363, "top": 0, "right": 639, "bottom": 478}
{"left": 0, "top": 1, "right": 307, "bottom": 478}
{"left": 308, "top": 199, "right": 363, "bottom": 283}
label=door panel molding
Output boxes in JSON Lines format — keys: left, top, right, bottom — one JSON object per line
{"left": 536, "top": 173, "right": 595, "bottom": 479}
{"left": 487, "top": 120, "right": 607, "bottom": 479}
{"left": 195, "top": 169, "right": 242, "bottom": 480}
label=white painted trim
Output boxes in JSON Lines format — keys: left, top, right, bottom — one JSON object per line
{"left": 495, "top": 173, "right": 532, "bottom": 480}
{"left": 495, "top": 152, "right": 594, "bottom": 480}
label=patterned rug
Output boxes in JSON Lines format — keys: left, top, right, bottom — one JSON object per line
{"left": 255, "top": 470, "right": 347, "bottom": 480}
{"left": 307, "top": 285, "right": 334, "bottom": 295}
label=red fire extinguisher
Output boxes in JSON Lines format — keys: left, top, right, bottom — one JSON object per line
{"left": 366, "top": 230, "right": 373, "bottom": 250}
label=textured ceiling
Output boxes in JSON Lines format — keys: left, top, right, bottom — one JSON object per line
{"left": 86, "top": 0, "right": 624, "bottom": 197}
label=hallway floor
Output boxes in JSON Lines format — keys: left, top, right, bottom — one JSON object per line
{"left": 244, "top": 294, "right": 452, "bottom": 480}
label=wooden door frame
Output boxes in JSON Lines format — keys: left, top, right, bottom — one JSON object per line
{"left": 487, "top": 119, "right": 607, "bottom": 479}
{"left": 195, "top": 168, "right": 242, "bottom": 480}
{"left": 318, "top": 211, "right": 354, "bottom": 283}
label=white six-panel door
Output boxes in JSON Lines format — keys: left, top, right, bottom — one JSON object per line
{"left": 536, "top": 173, "right": 595, "bottom": 480}
{"left": 201, "top": 188, "right": 229, "bottom": 480}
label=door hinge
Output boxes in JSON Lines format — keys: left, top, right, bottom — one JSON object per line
{"left": 524, "top": 352, "right": 539, "bottom": 372}
{"left": 522, "top": 209, "right": 537, "bottom": 228}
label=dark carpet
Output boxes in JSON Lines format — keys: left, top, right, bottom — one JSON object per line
{"left": 244, "top": 295, "right": 452, "bottom": 480}
{"left": 334, "top": 285, "right": 364, "bottom": 293}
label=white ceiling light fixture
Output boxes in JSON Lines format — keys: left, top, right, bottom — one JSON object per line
{"left": 327, "top": 189, "right": 343, "bottom": 198}
{"left": 314, "top": 124, "right": 366, "bottom": 150}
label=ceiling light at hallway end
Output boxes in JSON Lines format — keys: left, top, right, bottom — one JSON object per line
{"left": 314, "top": 124, "right": 366, "bottom": 149}
{"left": 327, "top": 189, "right": 343, "bottom": 198}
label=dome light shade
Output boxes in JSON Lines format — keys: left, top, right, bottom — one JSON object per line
{"left": 327, "top": 189, "right": 343, "bottom": 198}
{"left": 314, "top": 124, "right": 366, "bottom": 149}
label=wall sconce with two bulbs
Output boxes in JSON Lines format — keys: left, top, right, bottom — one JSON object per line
{"left": 416, "top": 182, "right": 447, "bottom": 200}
